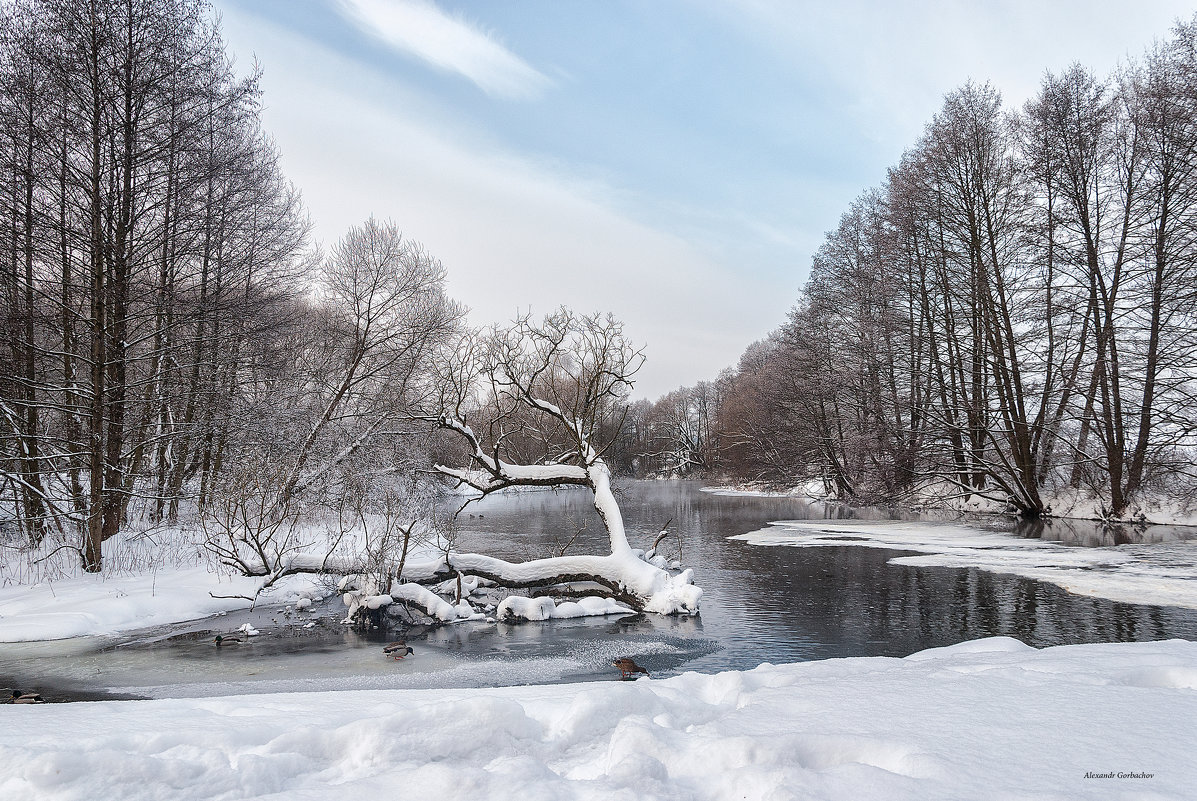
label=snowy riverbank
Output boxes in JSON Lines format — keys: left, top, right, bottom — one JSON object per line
{"left": 2, "top": 636, "right": 1195, "bottom": 800}
{"left": 3, "top": 495, "right": 1195, "bottom": 800}
{"left": 0, "top": 568, "right": 331, "bottom": 643}
{"left": 701, "top": 482, "right": 1197, "bottom": 527}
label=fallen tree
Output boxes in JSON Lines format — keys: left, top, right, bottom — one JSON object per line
{"left": 423, "top": 309, "right": 701, "bottom": 617}
{"left": 207, "top": 309, "right": 701, "bottom": 623}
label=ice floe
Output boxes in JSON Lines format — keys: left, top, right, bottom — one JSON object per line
{"left": 733, "top": 520, "right": 1197, "bottom": 610}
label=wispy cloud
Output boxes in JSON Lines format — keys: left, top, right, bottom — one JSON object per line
{"left": 717, "top": 0, "right": 1195, "bottom": 149}
{"left": 336, "top": 0, "right": 552, "bottom": 100}
{"left": 217, "top": 7, "right": 767, "bottom": 397}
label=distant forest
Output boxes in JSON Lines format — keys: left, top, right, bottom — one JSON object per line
{"left": 3, "top": 1, "right": 1196, "bottom": 575}
{"left": 619, "top": 19, "right": 1197, "bottom": 519}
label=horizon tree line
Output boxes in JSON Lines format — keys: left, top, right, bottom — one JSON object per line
{"left": 630, "top": 18, "right": 1197, "bottom": 519}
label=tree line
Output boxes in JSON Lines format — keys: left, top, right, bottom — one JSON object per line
{"left": 629, "top": 20, "right": 1197, "bottom": 518}
{"left": 6, "top": 0, "right": 1195, "bottom": 581}
{"left": 0, "top": 0, "right": 463, "bottom": 571}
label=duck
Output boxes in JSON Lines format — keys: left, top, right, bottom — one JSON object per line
{"left": 213, "top": 635, "right": 242, "bottom": 646}
{"left": 383, "top": 640, "right": 414, "bottom": 659}
{"left": 612, "top": 657, "right": 649, "bottom": 680}
{"left": 10, "top": 689, "right": 45, "bottom": 704}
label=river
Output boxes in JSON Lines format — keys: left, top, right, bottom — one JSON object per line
{"left": 3, "top": 480, "right": 1195, "bottom": 700}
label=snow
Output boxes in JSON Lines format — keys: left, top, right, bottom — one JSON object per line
{"left": 341, "top": 581, "right": 480, "bottom": 622}
{"left": 438, "top": 462, "right": 590, "bottom": 491}
{"left": 906, "top": 481, "right": 1197, "bottom": 526}
{"left": 733, "top": 520, "right": 1197, "bottom": 610}
{"left": 0, "top": 529, "right": 699, "bottom": 644}
{"left": 496, "top": 595, "right": 557, "bottom": 620}
{"left": 1044, "top": 488, "right": 1197, "bottom": 527}
{"left": 703, "top": 479, "right": 1197, "bottom": 527}
{"left": 387, "top": 583, "right": 453, "bottom": 617}
{"left": 450, "top": 551, "right": 702, "bottom": 615}
{"left": 2, "top": 637, "right": 1194, "bottom": 800}
{"left": 434, "top": 414, "right": 591, "bottom": 494}
{"left": 700, "top": 485, "right": 806, "bottom": 498}
{"left": 431, "top": 574, "right": 485, "bottom": 596}
{"left": 588, "top": 459, "right": 632, "bottom": 554}
{"left": 496, "top": 594, "right": 632, "bottom": 621}
{"left": 0, "top": 568, "right": 328, "bottom": 643}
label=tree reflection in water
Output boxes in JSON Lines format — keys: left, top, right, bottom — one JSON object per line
{"left": 456, "top": 481, "right": 1197, "bottom": 672}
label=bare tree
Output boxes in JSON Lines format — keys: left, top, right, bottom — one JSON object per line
{"left": 0, "top": 0, "right": 311, "bottom": 570}
{"left": 426, "top": 309, "right": 702, "bottom": 613}
{"left": 276, "top": 217, "right": 463, "bottom": 506}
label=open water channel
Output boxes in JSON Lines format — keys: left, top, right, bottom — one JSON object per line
{"left": 3, "top": 481, "right": 1196, "bottom": 701}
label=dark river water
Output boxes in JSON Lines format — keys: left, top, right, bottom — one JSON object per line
{"left": 455, "top": 481, "right": 1197, "bottom": 668}
{"left": 4, "top": 480, "right": 1196, "bottom": 700}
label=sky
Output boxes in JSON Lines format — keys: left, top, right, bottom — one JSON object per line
{"left": 214, "top": 0, "right": 1196, "bottom": 399}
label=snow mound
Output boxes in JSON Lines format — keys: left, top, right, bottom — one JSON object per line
{"left": 643, "top": 567, "right": 702, "bottom": 614}
{"left": 341, "top": 582, "right": 462, "bottom": 622}
{"left": 1, "top": 638, "right": 1195, "bottom": 800}
{"left": 904, "top": 636, "right": 1034, "bottom": 661}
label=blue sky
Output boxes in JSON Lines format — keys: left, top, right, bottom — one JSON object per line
{"left": 214, "top": 0, "right": 1195, "bottom": 399}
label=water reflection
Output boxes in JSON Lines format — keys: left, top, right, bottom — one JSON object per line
{"left": 1012, "top": 517, "right": 1196, "bottom": 547}
{"left": 455, "top": 481, "right": 1197, "bottom": 672}
{"left": 6, "top": 481, "right": 1195, "bottom": 700}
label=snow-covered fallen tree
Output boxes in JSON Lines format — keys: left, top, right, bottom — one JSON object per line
{"left": 423, "top": 309, "right": 702, "bottom": 617}
{"left": 205, "top": 309, "right": 701, "bottom": 622}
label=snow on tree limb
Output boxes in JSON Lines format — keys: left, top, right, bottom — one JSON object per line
{"left": 447, "top": 551, "right": 700, "bottom": 613}
{"left": 214, "top": 308, "right": 700, "bottom": 620}
{"left": 413, "top": 308, "right": 698, "bottom": 613}
{"left": 341, "top": 581, "right": 465, "bottom": 623}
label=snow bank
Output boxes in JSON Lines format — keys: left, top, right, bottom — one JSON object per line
{"left": 496, "top": 594, "right": 632, "bottom": 621}
{"left": 0, "top": 568, "right": 326, "bottom": 643}
{"left": 906, "top": 479, "right": 1197, "bottom": 525}
{"left": 2, "top": 638, "right": 1194, "bottom": 800}
{"left": 1041, "top": 487, "right": 1197, "bottom": 527}
{"left": 708, "top": 474, "right": 1197, "bottom": 527}
{"left": 734, "top": 520, "right": 1197, "bottom": 610}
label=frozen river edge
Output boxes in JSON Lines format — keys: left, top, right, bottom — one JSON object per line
{"left": 734, "top": 519, "right": 1197, "bottom": 611}
{"left": 2, "top": 636, "right": 1195, "bottom": 801}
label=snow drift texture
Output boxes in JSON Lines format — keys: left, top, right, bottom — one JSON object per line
{"left": 3, "top": 638, "right": 1195, "bottom": 800}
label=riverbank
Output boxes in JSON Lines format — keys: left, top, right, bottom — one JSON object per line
{"left": 3, "top": 483, "right": 1195, "bottom": 798}
{"left": 701, "top": 480, "right": 1197, "bottom": 528}
{"left": 0, "top": 566, "right": 333, "bottom": 643}
{"left": 3, "top": 636, "right": 1194, "bottom": 801}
